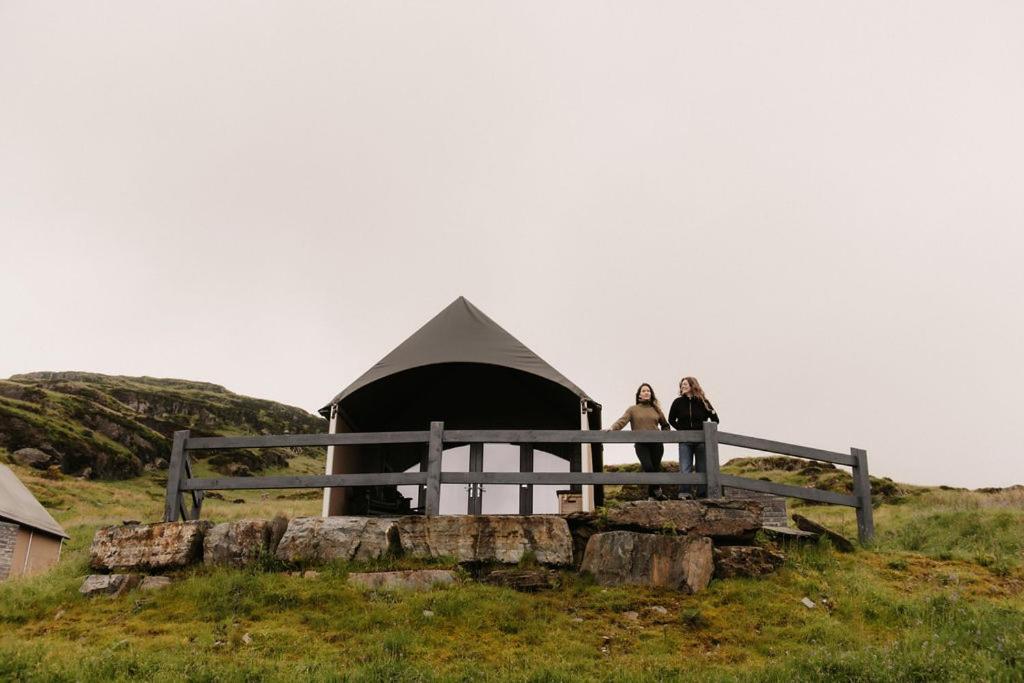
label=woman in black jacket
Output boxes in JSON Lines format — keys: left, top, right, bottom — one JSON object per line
{"left": 667, "top": 376, "right": 719, "bottom": 498}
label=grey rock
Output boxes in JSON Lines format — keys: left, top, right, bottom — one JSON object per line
{"left": 792, "top": 514, "right": 855, "bottom": 552}
{"left": 348, "top": 569, "right": 457, "bottom": 591}
{"left": 204, "top": 519, "right": 279, "bottom": 568}
{"left": 79, "top": 574, "right": 141, "bottom": 597}
{"left": 801, "top": 597, "right": 816, "bottom": 609}
{"left": 90, "top": 521, "right": 212, "bottom": 573}
{"left": 572, "top": 499, "right": 762, "bottom": 539}
{"left": 422, "top": 610, "right": 435, "bottom": 618}
{"left": 580, "top": 531, "right": 714, "bottom": 593}
{"left": 139, "top": 576, "right": 172, "bottom": 591}
{"left": 762, "top": 525, "right": 819, "bottom": 541}
{"left": 396, "top": 515, "right": 573, "bottom": 566}
{"left": 714, "top": 546, "right": 785, "bottom": 579}
{"left": 275, "top": 516, "right": 400, "bottom": 563}
{"left": 13, "top": 447, "right": 53, "bottom": 469}
{"left": 649, "top": 606, "right": 668, "bottom": 615}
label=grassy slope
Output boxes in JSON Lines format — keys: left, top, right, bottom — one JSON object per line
{"left": 0, "top": 372, "right": 326, "bottom": 478}
{"left": 1, "top": 460, "right": 1022, "bottom": 681}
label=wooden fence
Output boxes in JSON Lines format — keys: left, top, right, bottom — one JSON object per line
{"left": 164, "top": 422, "right": 874, "bottom": 543}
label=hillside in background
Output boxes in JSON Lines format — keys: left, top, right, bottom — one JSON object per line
{"left": 0, "top": 372, "right": 326, "bottom": 479}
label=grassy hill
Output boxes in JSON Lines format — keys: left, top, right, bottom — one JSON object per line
{"left": 0, "top": 372, "right": 326, "bottom": 478}
{"left": 1, "top": 452, "right": 1022, "bottom": 681}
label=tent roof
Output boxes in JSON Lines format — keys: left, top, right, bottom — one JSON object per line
{"left": 322, "top": 297, "right": 592, "bottom": 414}
{"left": 0, "top": 465, "right": 69, "bottom": 539}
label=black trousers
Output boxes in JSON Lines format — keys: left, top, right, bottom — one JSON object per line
{"left": 634, "top": 443, "right": 664, "bottom": 497}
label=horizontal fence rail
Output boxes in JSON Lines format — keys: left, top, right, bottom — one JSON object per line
{"left": 164, "top": 421, "right": 874, "bottom": 542}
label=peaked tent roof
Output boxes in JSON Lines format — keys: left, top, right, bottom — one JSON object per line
{"left": 322, "top": 297, "right": 592, "bottom": 413}
{"left": 0, "top": 465, "right": 69, "bottom": 539}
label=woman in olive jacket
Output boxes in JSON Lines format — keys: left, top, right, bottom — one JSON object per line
{"left": 610, "top": 382, "right": 671, "bottom": 500}
{"left": 668, "top": 376, "right": 719, "bottom": 498}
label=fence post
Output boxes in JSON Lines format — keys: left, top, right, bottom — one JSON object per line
{"left": 702, "top": 422, "right": 722, "bottom": 499}
{"left": 164, "top": 430, "right": 189, "bottom": 522}
{"left": 519, "top": 445, "right": 534, "bottom": 515}
{"left": 468, "top": 443, "right": 483, "bottom": 515}
{"left": 425, "top": 421, "right": 444, "bottom": 516}
{"left": 851, "top": 447, "right": 874, "bottom": 544}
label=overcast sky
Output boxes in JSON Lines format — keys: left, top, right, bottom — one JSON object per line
{"left": 2, "top": 2, "right": 1021, "bottom": 489}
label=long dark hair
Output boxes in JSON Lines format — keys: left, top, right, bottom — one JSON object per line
{"left": 634, "top": 382, "right": 661, "bottom": 409}
{"left": 680, "top": 376, "right": 713, "bottom": 412}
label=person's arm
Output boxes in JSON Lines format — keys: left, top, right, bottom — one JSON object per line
{"left": 668, "top": 398, "right": 682, "bottom": 430}
{"left": 707, "top": 403, "right": 720, "bottom": 424}
{"left": 609, "top": 407, "right": 632, "bottom": 431}
{"left": 657, "top": 407, "right": 671, "bottom": 431}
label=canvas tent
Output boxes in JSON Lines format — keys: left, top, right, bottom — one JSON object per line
{"left": 0, "top": 464, "right": 69, "bottom": 580}
{"left": 320, "top": 297, "right": 603, "bottom": 515}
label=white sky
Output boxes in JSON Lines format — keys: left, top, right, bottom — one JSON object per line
{"left": 1, "top": 2, "right": 1022, "bottom": 489}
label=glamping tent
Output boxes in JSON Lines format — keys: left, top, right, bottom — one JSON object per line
{"left": 320, "top": 297, "right": 603, "bottom": 515}
{"left": 0, "top": 464, "right": 69, "bottom": 580}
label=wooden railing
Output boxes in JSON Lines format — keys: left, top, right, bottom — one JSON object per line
{"left": 164, "top": 422, "right": 875, "bottom": 543}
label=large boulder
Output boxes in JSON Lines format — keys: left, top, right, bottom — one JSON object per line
{"left": 79, "top": 574, "right": 141, "bottom": 597}
{"left": 275, "top": 517, "right": 400, "bottom": 563}
{"left": 12, "top": 447, "right": 54, "bottom": 470}
{"left": 396, "top": 515, "right": 573, "bottom": 566}
{"left": 713, "top": 546, "right": 785, "bottom": 578}
{"left": 590, "top": 499, "right": 762, "bottom": 538}
{"left": 90, "top": 521, "right": 212, "bottom": 573}
{"left": 580, "top": 531, "right": 713, "bottom": 593}
{"left": 566, "top": 499, "right": 762, "bottom": 565}
{"left": 204, "top": 517, "right": 288, "bottom": 567}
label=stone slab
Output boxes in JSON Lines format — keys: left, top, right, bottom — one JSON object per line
{"left": 396, "top": 515, "right": 573, "bottom": 566}
{"left": 580, "top": 531, "right": 713, "bottom": 593}
{"left": 90, "top": 521, "right": 212, "bottom": 573}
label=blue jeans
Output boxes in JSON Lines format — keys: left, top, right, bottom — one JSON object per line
{"left": 678, "top": 442, "right": 706, "bottom": 497}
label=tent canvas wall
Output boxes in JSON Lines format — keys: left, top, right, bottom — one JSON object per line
{"left": 0, "top": 464, "right": 69, "bottom": 580}
{"left": 320, "top": 297, "right": 603, "bottom": 515}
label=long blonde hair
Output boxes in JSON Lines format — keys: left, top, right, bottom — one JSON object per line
{"left": 680, "top": 376, "right": 713, "bottom": 412}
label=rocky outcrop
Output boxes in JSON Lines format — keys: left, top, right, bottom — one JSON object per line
{"left": 580, "top": 531, "right": 713, "bottom": 593}
{"left": 79, "top": 574, "right": 141, "bottom": 597}
{"left": 348, "top": 570, "right": 457, "bottom": 591}
{"left": 90, "top": 521, "right": 212, "bottom": 573}
{"left": 275, "top": 517, "right": 400, "bottom": 563}
{"left": 204, "top": 517, "right": 288, "bottom": 567}
{"left": 396, "top": 515, "right": 573, "bottom": 566}
{"left": 713, "top": 546, "right": 785, "bottom": 578}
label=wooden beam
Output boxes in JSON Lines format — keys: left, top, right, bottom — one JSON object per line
{"left": 719, "top": 474, "right": 859, "bottom": 507}
{"left": 417, "top": 450, "right": 428, "bottom": 511}
{"left": 519, "top": 445, "right": 533, "bottom": 515}
{"left": 717, "top": 432, "right": 856, "bottom": 467}
{"left": 703, "top": 422, "right": 722, "bottom": 499}
{"left": 163, "top": 430, "right": 188, "bottom": 522}
{"left": 852, "top": 447, "right": 874, "bottom": 543}
{"left": 441, "top": 472, "right": 705, "bottom": 485}
{"left": 442, "top": 429, "right": 705, "bottom": 444}
{"left": 185, "top": 431, "right": 431, "bottom": 450}
{"left": 424, "top": 421, "right": 443, "bottom": 516}
{"left": 181, "top": 472, "right": 426, "bottom": 490}
{"left": 468, "top": 443, "right": 483, "bottom": 515}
